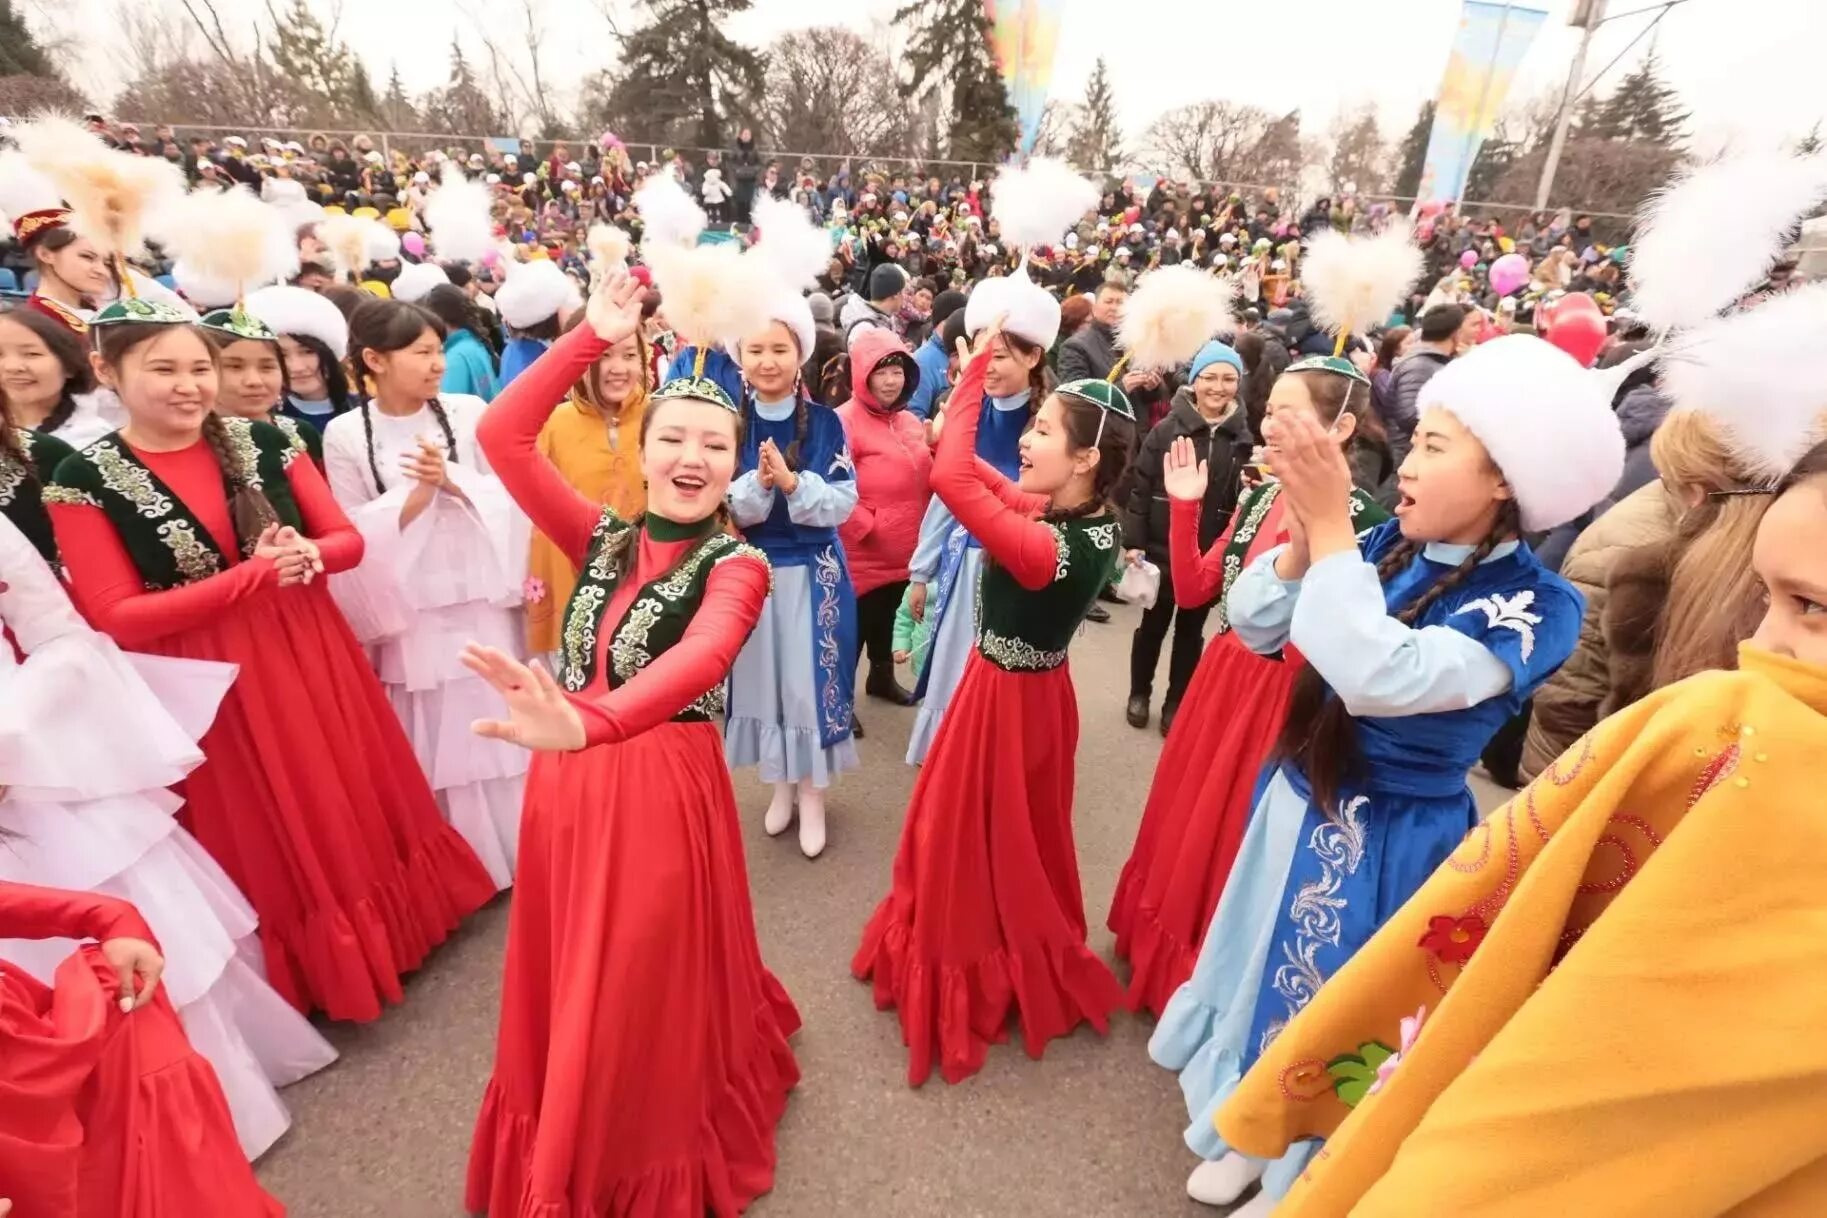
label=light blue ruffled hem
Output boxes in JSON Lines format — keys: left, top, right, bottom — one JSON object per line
{"left": 724, "top": 718, "right": 859, "bottom": 788}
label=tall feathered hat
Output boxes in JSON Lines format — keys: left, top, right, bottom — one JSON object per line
{"left": 423, "top": 163, "right": 496, "bottom": 265}
{"left": 152, "top": 184, "right": 296, "bottom": 341}
{"left": 13, "top": 115, "right": 184, "bottom": 306}
{"left": 319, "top": 212, "right": 400, "bottom": 287}
{"left": 1624, "top": 147, "right": 1827, "bottom": 481}
{"left": 0, "top": 151, "right": 69, "bottom": 248}
{"left": 1285, "top": 222, "right": 1424, "bottom": 384}
{"left": 635, "top": 173, "right": 771, "bottom": 412}
{"left": 1061, "top": 263, "right": 1242, "bottom": 429}
{"left": 964, "top": 159, "right": 1099, "bottom": 350}
{"left": 741, "top": 192, "right": 830, "bottom": 358}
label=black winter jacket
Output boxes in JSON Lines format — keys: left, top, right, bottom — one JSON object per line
{"left": 1121, "top": 389, "right": 1253, "bottom": 580}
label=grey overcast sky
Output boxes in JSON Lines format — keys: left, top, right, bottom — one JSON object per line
{"left": 42, "top": 0, "right": 1827, "bottom": 149}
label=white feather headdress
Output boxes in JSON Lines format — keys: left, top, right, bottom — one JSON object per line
{"left": 586, "top": 224, "right": 631, "bottom": 289}
{"left": 319, "top": 213, "right": 375, "bottom": 283}
{"left": 1628, "top": 149, "right": 1827, "bottom": 334}
{"left": 0, "top": 152, "right": 63, "bottom": 228}
{"left": 989, "top": 158, "right": 1100, "bottom": 256}
{"left": 423, "top": 165, "right": 496, "bottom": 265}
{"left": 14, "top": 114, "right": 183, "bottom": 259}
{"left": 633, "top": 173, "right": 706, "bottom": 250}
{"left": 150, "top": 186, "right": 296, "bottom": 303}
{"left": 1660, "top": 281, "right": 1827, "bottom": 480}
{"left": 1301, "top": 222, "right": 1423, "bottom": 351}
{"left": 1117, "top": 265, "right": 1240, "bottom": 375}
{"left": 749, "top": 193, "right": 830, "bottom": 290}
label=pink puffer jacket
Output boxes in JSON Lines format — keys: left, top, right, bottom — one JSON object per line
{"left": 837, "top": 329, "right": 933, "bottom": 596}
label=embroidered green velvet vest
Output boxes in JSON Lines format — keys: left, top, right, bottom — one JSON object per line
{"left": 271, "top": 414, "right": 324, "bottom": 466}
{"left": 976, "top": 516, "right": 1122, "bottom": 672}
{"left": 559, "top": 510, "right": 771, "bottom": 721}
{"left": 1209, "top": 483, "right": 1391, "bottom": 635}
{"left": 1, "top": 428, "right": 77, "bottom": 565}
{"left": 44, "top": 418, "right": 305, "bottom": 591}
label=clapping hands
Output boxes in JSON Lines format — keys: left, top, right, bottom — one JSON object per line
{"left": 756, "top": 438, "right": 799, "bottom": 495}
{"left": 253, "top": 523, "right": 324, "bottom": 587}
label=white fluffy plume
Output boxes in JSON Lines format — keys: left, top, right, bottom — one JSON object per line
{"left": 150, "top": 186, "right": 295, "bottom": 298}
{"left": 645, "top": 242, "right": 772, "bottom": 352}
{"left": 15, "top": 115, "right": 183, "bottom": 256}
{"left": 586, "top": 223, "right": 631, "bottom": 288}
{"left": 320, "top": 213, "right": 377, "bottom": 282}
{"left": 1118, "top": 266, "right": 1240, "bottom": 372}
{"left": 1628, "top": 148, "right": 1827, "bottom": 334}
{"left": 1301, "top": 222, "right": 1424, "bottom": 342}
{"left": 0, "top": 152, "right": 63, "bottom": 225}
{"left": 990, "top": 158, "right": 1099, "bottom": 253}
{"left": 634, "top": 173, "right": 706, "bottom": 250}
{"left": 423, "top": 166, "right": 496, "bottom": 265}
{"left": 749, "top": 193, "right": 830, "bottom": 290}
{"left": 1660, "top": 282, "right": 1827, "bottom": 479}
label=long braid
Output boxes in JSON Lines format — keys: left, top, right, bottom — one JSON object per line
{"left": 1275, "top": 497, "right": 1522, "bottom": 815}
{"left": 783, "top": 391, "right": 809, "bottom": 471}
{"left": 359, "top": 401, "right": 386, "bottom": 493}
{"left": 425, "top": 396, "right": 460, "bottom": 464}
{"left": 0, "top": 420, "right": 32, "bottom": 481}
{"left": 200, "top": 412, "right": 279, "bottom": 548}
{"left": 41, "top": 392, "right": 77, "bottom": 437}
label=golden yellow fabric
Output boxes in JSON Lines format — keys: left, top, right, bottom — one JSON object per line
{"left": 1220, "top": 645, "right": 1827, "bottom": 1218}
{"left": 525, "top": 394, "right": 646, "bottom": 653}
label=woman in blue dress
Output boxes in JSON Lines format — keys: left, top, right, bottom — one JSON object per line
{"left": 903, "top": 273, "right": 1056, "bottom": 765}
{"left": 1151, "top": 337, "right": 1626, "bottom": 1213}
{"left": 724, "top": 291, "right": 860, "bottom": 858}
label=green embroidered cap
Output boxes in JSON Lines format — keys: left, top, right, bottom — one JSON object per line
{"left": 1286, "top": 354, "right": 1371, "bottom": 387}
{"left": 651, "top": 375, "right": 738, "bottom": 415}
{"left": 199, "top": 305, "right": 278, "bottom": 343}
{"left": 1057, "top": 377, "right": 1136, "bottom": 421}
{"left": 90, "top": 297, "right": 196, "bottom": 327}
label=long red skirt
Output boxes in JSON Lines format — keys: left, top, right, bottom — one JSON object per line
{"left": 0, "top": 945, "right": 282, "bottom": 1218}
{"left": 853, "top": 653, "right": 1124, "bottom": 1086}
{"left": 466, "top": 721, "right": 800, "bottom": 1218}
{"left": 1107, "top": 633, "right": 1299, "bottom": 1018}
{"left": 152, "top": 582, "right": 497, "bottom": 1022}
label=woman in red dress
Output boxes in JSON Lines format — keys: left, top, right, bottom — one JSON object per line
{"left": 0, "top": 879, "right": 281, "bottom": 1217}
{"left": 464, "top": 273, "right": 799, "bottom": 1217}
{"left": 45, "top": 301, "right": 496, "bottom": 1022}
{"left": 1106, "top": 366, "right": 1389, "bottom": 1018}
{"left": 853, "top": 322, "right": 1137, "bottom": 1087}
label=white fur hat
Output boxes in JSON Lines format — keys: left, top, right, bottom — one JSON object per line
{"left": 758, "top": 288, "right": 815, "bottom": 360}
{"left": 244, "top": 284, "right": 349, "bottom": 360}
{"left": 1415, "top": 334, "right": 1623, "bottom": 532}
{"left": 171, "top": 260, "right": 239, "bottom": 310}
{"left": 495, "top": 258, "right": 580, "bottom": 330}
{"left": 964, "top": 273, "right": 1061, "bottom": 350}
{"left": 392, "top": 260, "right": 450, "bottom": 303}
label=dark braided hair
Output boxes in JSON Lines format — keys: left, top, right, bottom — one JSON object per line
{"left": 1275, "top": 495, "right": 1523, "bottom": 814}
{"left": 1003, "top": 332, "right": 1052, "bottom": 417}
{"left": 348, "top": 298, "right": 458, "bottom": 493}
{"left": 0, "top": 306, "right": 95, "bottom": 437}
{"left": 1041, "top": 390, "right": 1137, "bottom": 525}
{"left": 93, "top": 321, "right": 278, "bottom": 549}
{"left": 0, "top": 397, "right": 33, "bottom": 480}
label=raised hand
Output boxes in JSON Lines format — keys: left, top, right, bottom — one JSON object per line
{"left": 955, "top": 311, "right": 1007, "bottom": 368}
{"left": 586, "top": 269, "right": 645, "bottom": 346}
{"left": 1161, "top": 434, "right": 1209, "bottom": 503}
{"left": 462, "top": 644, "right": 588, "bottom": 752}
{"left": 1263, "top": 409, "right": 1352, "bottom": 532}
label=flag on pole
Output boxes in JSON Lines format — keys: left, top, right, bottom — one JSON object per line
{"left": 1416, "top": 1, "right": 1550, "bottom": 206}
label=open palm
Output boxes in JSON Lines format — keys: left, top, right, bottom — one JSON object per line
{"left": 1161, "top": 435, "right": 1209, "bottom": 503}
{"left": 586, "top": 270, "right": 646, "bottom": 347}
{"left": 462, "top": 645, "right": 587, "bottom": 752}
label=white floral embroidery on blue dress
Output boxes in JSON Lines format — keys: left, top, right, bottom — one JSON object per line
{"left": 1263, "top": 794, "right": 1369, "bottom": 1055}
{"left": 1453, "top": 588, "right": 1543, "bottom": 661}
{"left": 829, "top": 446, "right": 855, "bottom": 476}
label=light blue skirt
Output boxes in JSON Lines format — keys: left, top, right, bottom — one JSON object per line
{"left": 725, "top": 565, "right": 859, "bottom": 787}
{"left": 904, "top": 548, "right": 984, "bottom": 766}
{"left": 1148, "top": 768, "right": 1317, "bottom": 1199}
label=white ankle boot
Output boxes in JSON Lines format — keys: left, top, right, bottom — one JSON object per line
{"left": 796, "top": 780, "right": 827, "bottom": 859}
{"left": 763, "top": 782, "right": 794, "bottom": 836}
{"left": 1227, "top": 1188, "right": 1277, "bottom": 1218}
{"left": 1186, "top": 1153, "right": 1264, "bottom": 1207}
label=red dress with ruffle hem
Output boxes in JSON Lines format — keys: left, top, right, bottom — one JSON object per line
{"left": 852, "top": 350, "right": 1125, "bottom": 1087}
{"left": 0, "top": 881, "right": 282, "bottom": 1218}
{"left": 1107, "top": 483, "right": 1385, "bottom": 1018}
{"left": 467, "top": 326, "right": 800, "bottom": 1218}
{"left": 49, "top": 431, "right": 497, "bottom": 1022}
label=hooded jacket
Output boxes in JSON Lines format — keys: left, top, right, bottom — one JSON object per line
{"left": 837, "top": 328, "right": 933, "bottom": 595}
{"left": 1121, "top": 386, "right": 1252, "bottom": 576}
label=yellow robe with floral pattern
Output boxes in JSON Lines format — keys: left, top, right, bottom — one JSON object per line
{"left": 1219, "top": 645, "right": 1827, "bottom": 1217}
{"left": 524, "top": 395, "right": 646, "bottom": 654}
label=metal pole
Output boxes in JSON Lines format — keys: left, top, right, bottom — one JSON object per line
{"left": 1455, "top": 0, "right": 1514, "bottom": 208}
{"left": 1534, "top": 1, "right": 1607, "bottom": 210}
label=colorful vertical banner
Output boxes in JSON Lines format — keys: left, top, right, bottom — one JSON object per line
{"left": 983, "top": 0, "right": 1065, "bottom": 156}
{"left": 1416, "top": 1, "right": 1550, "bottom": 205}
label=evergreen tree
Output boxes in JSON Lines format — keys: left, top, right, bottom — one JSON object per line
{"left": 894, "top": 0, "right": 1018, "bottom": 163}
{"left": 1797, "top": 121, "right": 1822, "bottom": 156}
{"left": 379, "top": 63, "right": 419, "bottom": 131}
{"left": 1393, "top": 100, "right": 1435, "bottom": 201}
{"left": 1326, "top": 103, "right": 1387, "bottom": 194}
{"left": 609, "top": 0, "right": 766, "bottom": 148}
{"left": 0, "top": 0, "right": 59, "bottom": 77}
{"left": 421, "top": 39, "right": 508, "bottom": 136}
{"left": 266, "top": 0, "right": 364, "bottom": 115}
{"left": 1066, "top": 55, "right": 1121, "bottom": 171}
{"left": 347, "top": 56, "right": 382, "bottom": 125}
{"left": 1591, "top": 52, "right": 1688, "bottom": 145}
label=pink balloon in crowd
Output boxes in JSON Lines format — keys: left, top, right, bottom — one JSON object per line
{"left": 401, "top": 232, "right": 426, "bottom": 258}
{"left": 1459, "top": 248, "right": 1478, "bottom": 270}
{"left": 479, "top": 247, "right": 502, "bottom": 269}
{"left": 1488, "top": 252, "right": 1530, "bottom": 297}
{"left": 1540, "top": 293, "right": 1607, "bottom": 368}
